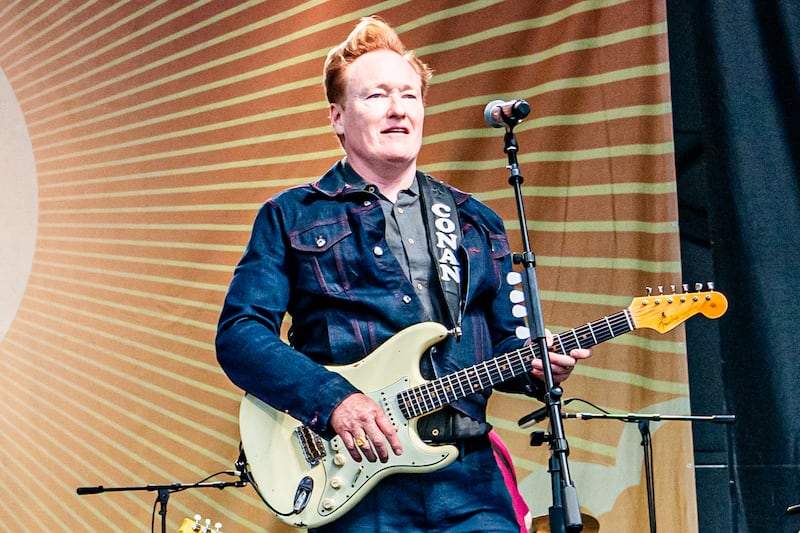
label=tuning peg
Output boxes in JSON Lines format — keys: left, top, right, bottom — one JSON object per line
{"left": 509, "top": 289, "right": 524, "bottom": 304}
{"left": 682, "top": 283, "right": 689, "bottom": 293}
{"left": 645, "top": 286, "right": 653, "bottom": 296}
{"left": 707, "top": 281, "right": 715, "bottom": 291}
{"left": 192, "top": 515, "right": 202, "bottom": 532}
{"left": 506, "top": 271, "right": 522, "bottom": 286}
{"left": 515, "top": 326, "right": 531, "bottom": 340}
{"left": 512, "top": 304, "right": 527, "bottom": 318}
{"left": 695, "top": 282, "right": 703, "bottom": 291}
{"left": 214, "top": 522, "right": 223, "bottom": 533}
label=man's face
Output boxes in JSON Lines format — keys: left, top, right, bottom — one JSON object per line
{"left": 330, "top": 49, "right": 424, "bottom": 176}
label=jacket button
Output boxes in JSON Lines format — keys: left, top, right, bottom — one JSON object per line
{"left": 373, "top": 246, "right": 384, "bottom": 256}
{"left": 316, "top": 237, "right": 326, "bottom": 248}
{"left": 402, "top": 295, "right": 412, "bottom": 304}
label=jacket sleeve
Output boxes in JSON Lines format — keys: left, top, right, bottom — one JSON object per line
{"left": 215, "top": 198, "right": 358, "bottom": 438}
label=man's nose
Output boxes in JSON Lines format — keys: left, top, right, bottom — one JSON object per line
{"left": 386, "top": 93, "right": 407, "bottom": 116}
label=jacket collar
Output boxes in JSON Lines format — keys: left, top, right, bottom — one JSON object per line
{"left": 310, "top": 159, "right": 469, "bottom": 206}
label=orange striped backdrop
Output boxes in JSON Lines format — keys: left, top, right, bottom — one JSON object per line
{"left": 0, "top": 1, "right": 695, "bottom": 531}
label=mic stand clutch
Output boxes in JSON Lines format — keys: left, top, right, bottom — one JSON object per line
{"left": 490, "top": 104, "right": 583, "bottom": 533}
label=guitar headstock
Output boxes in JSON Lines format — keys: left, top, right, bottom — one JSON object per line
{"left": 179, "top": 514, "right": 222, "bottom": 533}
{"left": 628, "top": 282, "right": 728, "bottom": 333}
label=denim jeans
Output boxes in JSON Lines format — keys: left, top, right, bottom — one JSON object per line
{"left": 309, "top": 445, "right": 520, "bottom": 533}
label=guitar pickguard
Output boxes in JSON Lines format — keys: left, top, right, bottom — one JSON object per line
{"left": 314, "top": 376, "right": 456, "bottom": 519}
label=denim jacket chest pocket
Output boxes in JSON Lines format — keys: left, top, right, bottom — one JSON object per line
{"left": 462, "top": 222, "right": 511, "bottom": 296}
{"left": 288, "top": 218, "right": 354, "bottom": 296}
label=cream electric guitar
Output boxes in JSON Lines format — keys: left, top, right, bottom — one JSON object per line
{"left": 239, "top": 286, "right": 728, "bottom": 528}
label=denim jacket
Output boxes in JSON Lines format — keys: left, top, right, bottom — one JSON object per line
{"left": 216, "top": 161, "right": 538, "bottom": 438}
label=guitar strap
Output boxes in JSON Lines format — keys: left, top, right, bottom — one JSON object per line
{"left": 417, "top": 173, "right": 466, "bottom": 339}
{"left": 417, "top": 174, "right": 487, "bottom": 442}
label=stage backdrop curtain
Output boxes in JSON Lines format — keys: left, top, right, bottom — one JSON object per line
{"left": 0, "top": 2, "right": 698, "bottom": 531}
{"left": 687, "top": 1, "right": 800, "bottom": 531}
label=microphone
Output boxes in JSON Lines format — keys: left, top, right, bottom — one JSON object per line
{"left": 484, "top": 99, "right": 531, "bottom": 128}
{"left": 76, "top": 485, "right": 105, "bottom": 495}
{"left": 518, "top": 398, "right": 574, "bottom": 428}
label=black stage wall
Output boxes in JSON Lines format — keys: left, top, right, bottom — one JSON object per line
{"left": 669, "top": 1, "right": 800, "bottom": 531}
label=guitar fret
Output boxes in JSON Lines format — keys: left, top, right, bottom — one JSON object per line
{"left": 603, "top": 315, "right": 614, "bottom": 341}
{"left": 398, "top": 390, "right": 415, "bottom": 418}
{"left": 575, "top": 323, "right": 595, "bottom": 347}
{"left": 513, "top": 346, "right": 533, "bottom": 376}
{"left": 571, "top": 329, "right": 582, "bottom": 349}
{"left": 482, "top": 363, "right": 493, "bottom": 387}
{"left": 409, "top": 390, "right": 423, "bottom": 417}
{"left": 437, "top": 378, "right": 452, "bottom": 406}
{"left": 610, "top": 313, "right": 629, "bottom": 337}
{"left": 465, "top": 367, "right": 481, "bottom": 393}
{"left": 518, "top": 347, "right": 533, "bottom": 372}
{"left": 435, "top": 377, "right": 453, "bottom": 405}
{"left": 493, "top": 357, "right": 503, "bottom": 380}
{"left": 622, "top": 309, "right": 634, "bottom": 333}
{"left": 486, "top": 359, "right": 499, "bottom": 384}
{"left": 486, "top": 359, "right": 500, "bottom": 384}
{"left": 428, "top": 381, "right": 441, "bottom": 410}
{"left": 475, "top": 363, "right": 489, "bottom": 388}
{"left": 471, "top": 366, "right": 486, "bottom": 390}
{"left": 497, "top": 355, "right": 514, "bottom": 379}
{"left": 490, "top": 358, "right": 504, "bottom": 382}
{"left": 420, "top": 383, "right": 435, "bottom": 412}
{"left": 587, "top": 322, "right": 598, "bottom": 344}
{"left": 486, "top": 360, "right": 498, "bottom": 384}
{"left": 423, "top": 382, "right": 438, "bottom": 411}
{"left": 446, "top": 373, "right": 462, "bottom": 400}
{"left": 555, "top": 336, "right": 567, "bottom": 354}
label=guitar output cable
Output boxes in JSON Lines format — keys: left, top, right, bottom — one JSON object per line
{"left": 233, "top": 444, "right": 309, "bottom": 519}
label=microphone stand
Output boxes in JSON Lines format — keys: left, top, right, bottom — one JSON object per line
{"left": 77, "top": 475, "right": 246, "bottom": 533}
{"left": 497, "top": 118, "right": 582, "bottom": 532}
{"left": 527, "top": 410, "right": 736, "bottom": 533}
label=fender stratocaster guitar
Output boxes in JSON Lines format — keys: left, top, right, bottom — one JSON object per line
{"left": 239, "top": 286, "right": 728, "bottom": 528}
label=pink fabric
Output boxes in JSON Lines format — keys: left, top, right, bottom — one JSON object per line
{"left": 489, "top": 430, "right": 530, "bottom": 533}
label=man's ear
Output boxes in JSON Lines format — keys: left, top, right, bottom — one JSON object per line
{"left": 329, "top": 103, "right": 345, "bottom": 135}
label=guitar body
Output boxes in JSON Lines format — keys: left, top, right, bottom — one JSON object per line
{"left": 239, "top": 321, "right": 457, "bottom": 528}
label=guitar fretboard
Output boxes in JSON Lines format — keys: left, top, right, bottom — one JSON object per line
{"left": 397, "top": 309, "right": 635, "bottom": 419}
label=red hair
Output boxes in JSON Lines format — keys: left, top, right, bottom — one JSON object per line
{"left": 323, "top": 16, "right": 432, "bottom": 105}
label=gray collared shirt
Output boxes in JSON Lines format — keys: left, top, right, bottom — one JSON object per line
{"left": 342, "top": 164, "right": 442, "bottom": 322}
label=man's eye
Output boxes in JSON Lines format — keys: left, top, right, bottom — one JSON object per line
{"left": 367, "top": 93, "right": 385, "bottom": 99}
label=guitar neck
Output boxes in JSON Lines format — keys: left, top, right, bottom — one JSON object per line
{"left": 398, "top": 309, "right": 634, "bottom": 419}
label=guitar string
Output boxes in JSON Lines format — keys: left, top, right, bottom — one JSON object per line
{"left": 398, "top": 309, "right": 635, "bottom": 419}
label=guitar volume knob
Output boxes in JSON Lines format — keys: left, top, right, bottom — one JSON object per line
{"left": 332, "top": 453, "right": 347, "bottom": 467}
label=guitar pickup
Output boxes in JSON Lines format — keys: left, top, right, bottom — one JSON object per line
{"left": 295, "top": 425, "right": 326, "bottom": 467}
